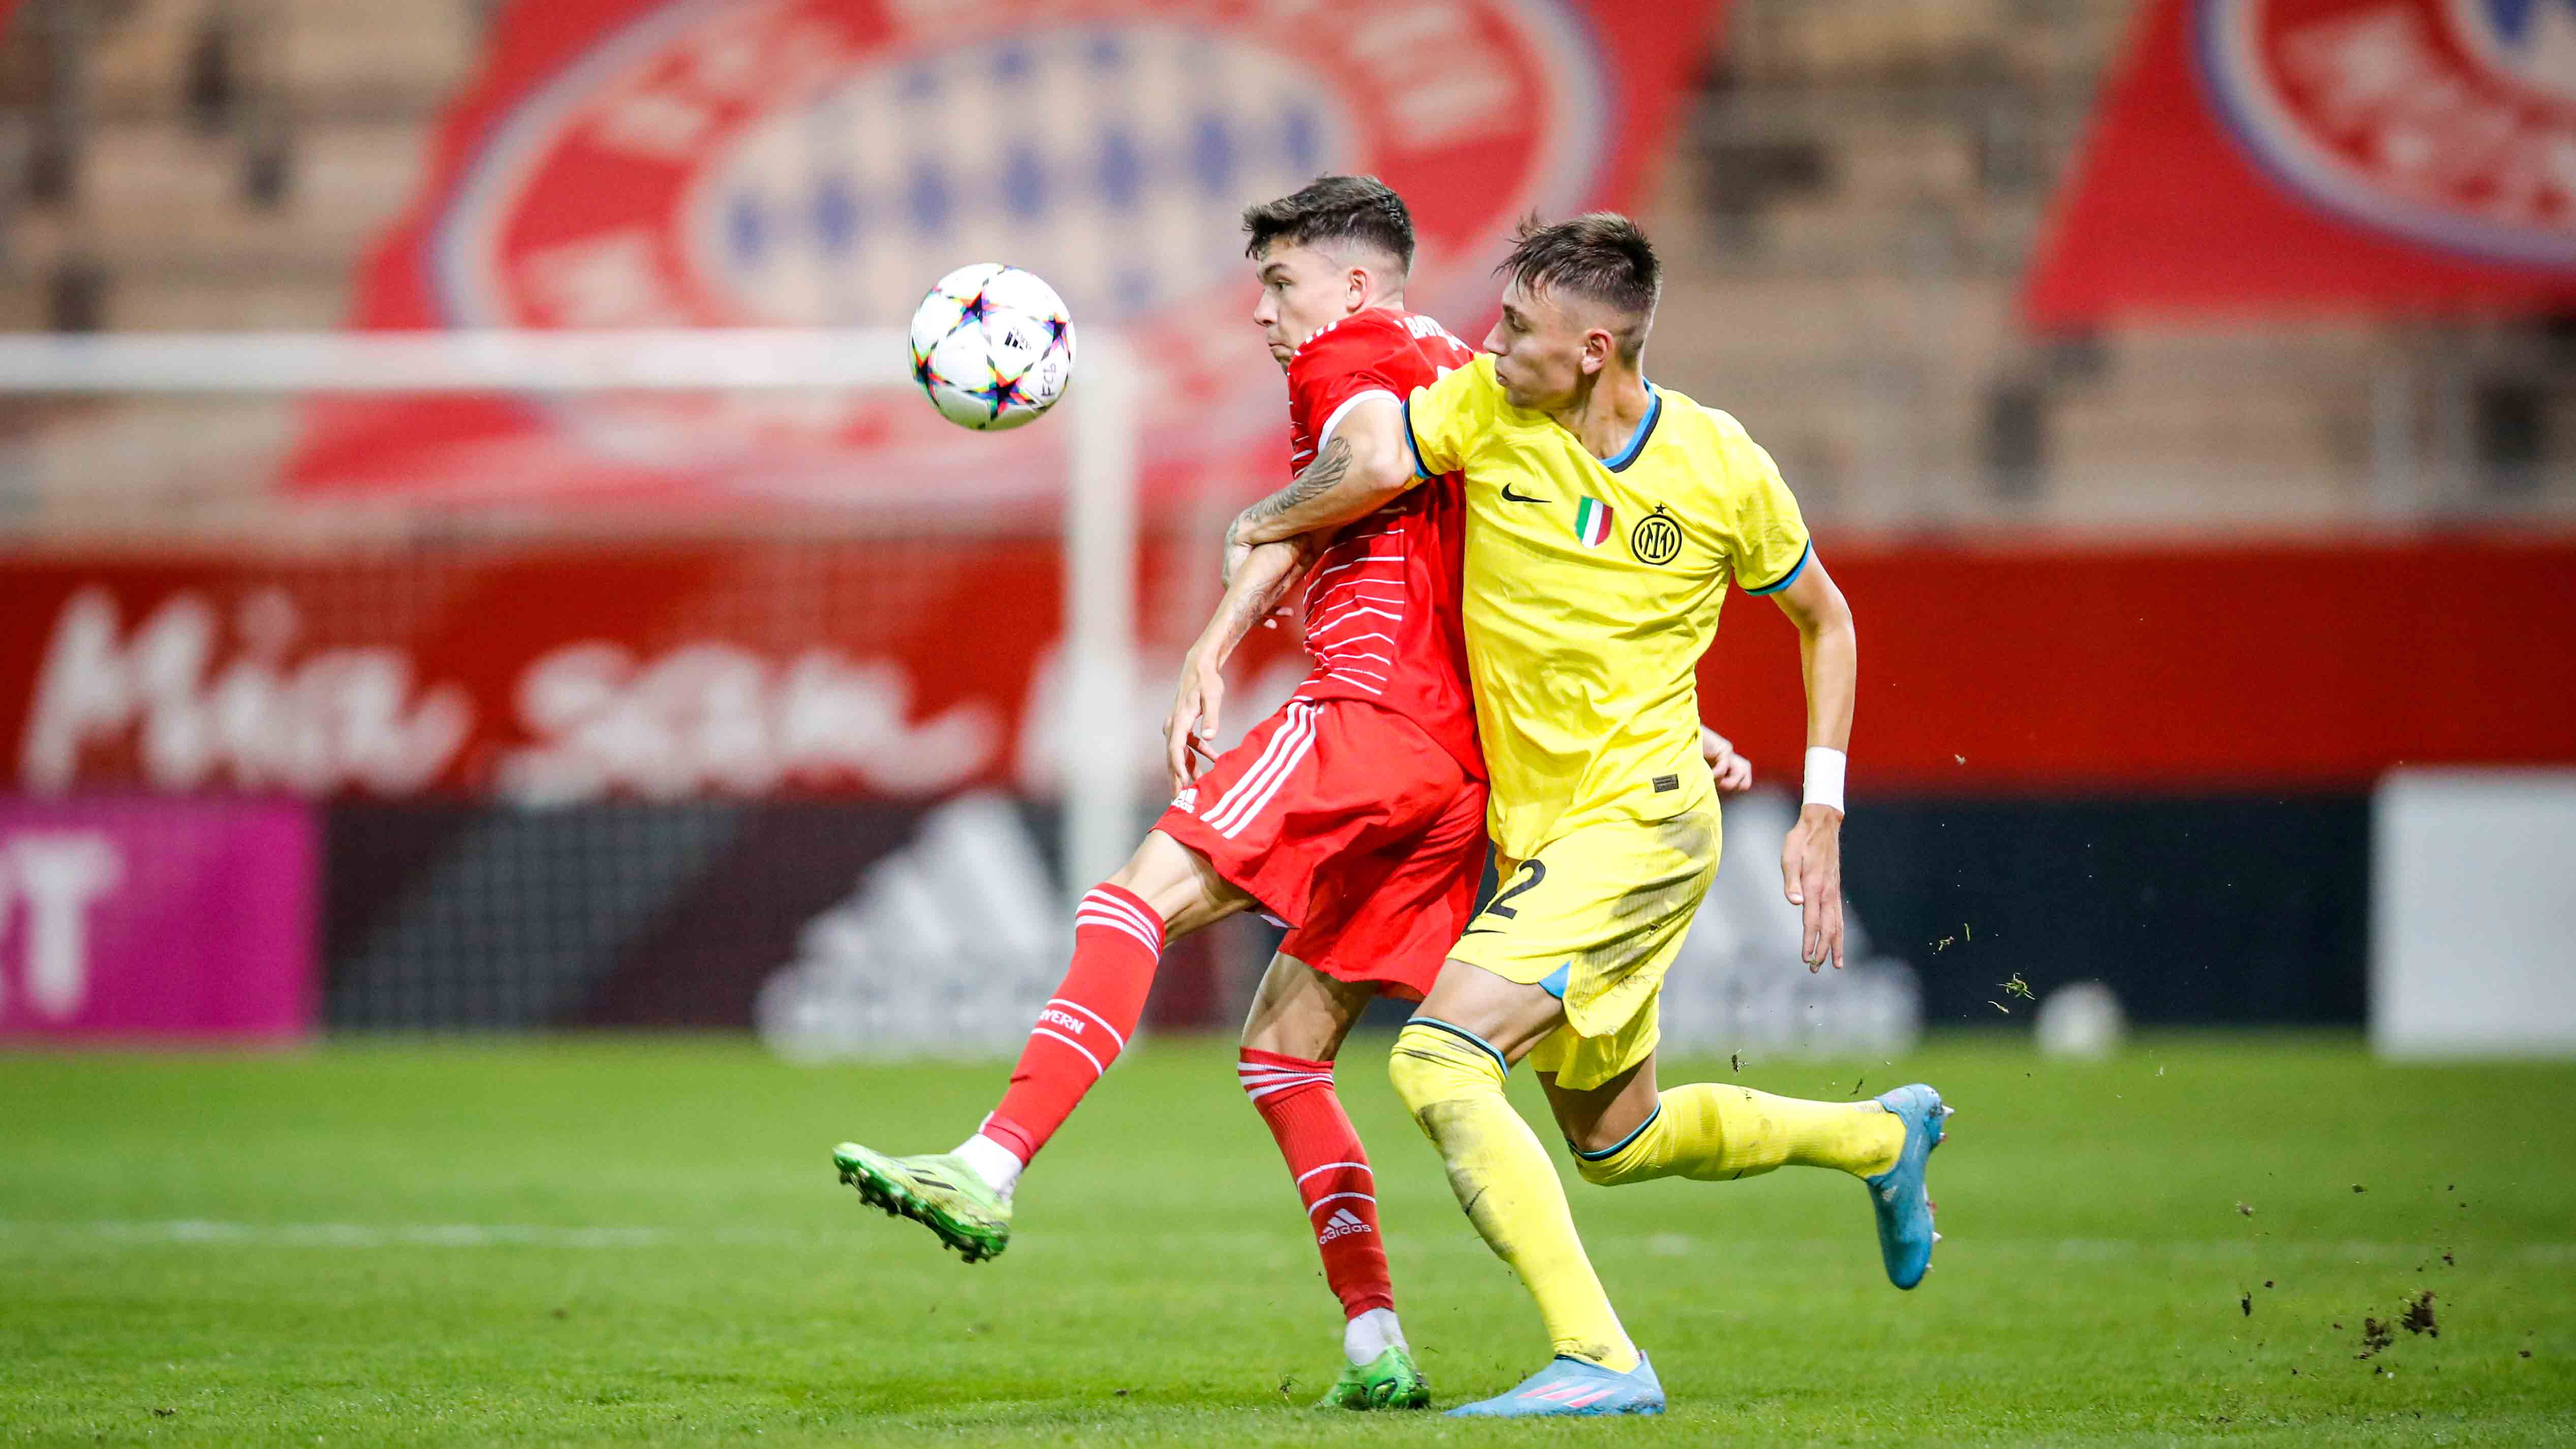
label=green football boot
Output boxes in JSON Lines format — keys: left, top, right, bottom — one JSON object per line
{"left": 1316, "top": 1346, "right": 1432, "bottom": 1410}
{"left": 831, "top": 1143, "right": 1011, "bottom": 1263}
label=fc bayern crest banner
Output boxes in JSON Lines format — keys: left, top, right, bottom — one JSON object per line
{"left": 291, "top": 0, "right": 1719, "bottom": 507}
{"left": 2024, "top": 0, "right": 2576, "bottom": 326}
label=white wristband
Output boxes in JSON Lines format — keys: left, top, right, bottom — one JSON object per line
{"left": 1803, "top": 747, "right": 1847, "bottom": 813}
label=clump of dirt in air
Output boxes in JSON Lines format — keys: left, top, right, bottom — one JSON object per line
{"left": 2403, "top": 1292, "right": 2437, "bottom": 1339}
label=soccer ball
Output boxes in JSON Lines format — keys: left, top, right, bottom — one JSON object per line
{"left": 908, "top": 264, "right": 1076, "bottom": 431}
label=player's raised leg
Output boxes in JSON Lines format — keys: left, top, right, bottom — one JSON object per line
{"left": 1543, "top": 1057, "right": 1954, "bottom": 1288}
{"left": 832, "top": 829, "right": 1249, "bottom": 1261}
{"left": 1238, "top": 955, "right": 1425, "bottom": 1410}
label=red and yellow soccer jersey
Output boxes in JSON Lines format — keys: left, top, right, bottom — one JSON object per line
{"left": 1281, "top": 306, "right": 1481, "bottom": 777}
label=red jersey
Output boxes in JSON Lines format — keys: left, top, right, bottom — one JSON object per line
{"left": 1282, "top": 307, "right": 1481, "bottom": 778}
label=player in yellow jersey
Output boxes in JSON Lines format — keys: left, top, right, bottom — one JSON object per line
{"left": 1225, "top": 214, "right": 1951, "bottom": 1416}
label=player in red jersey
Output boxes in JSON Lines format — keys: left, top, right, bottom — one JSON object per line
{"left": 832, "top": 178, "right": 1752, "bottom": 1409}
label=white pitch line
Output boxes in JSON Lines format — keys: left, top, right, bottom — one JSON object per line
{"left": 1, "top": 1221, "right": 2569, "bottom": 1262}
{"left": 0, "top": 1220, "right": 693, "bottom": 1249}
{"left": 1627, "top": 1236, "right": 2576, "bottom": 1264}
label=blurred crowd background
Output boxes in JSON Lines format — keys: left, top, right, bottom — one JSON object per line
{"left": 3, "top": 0, "right": 2572, "bottom": 525}
{"left": 0, "top": 0, "right": 2568, "bottom": 1061}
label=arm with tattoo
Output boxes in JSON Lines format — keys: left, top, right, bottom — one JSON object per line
{"left": 1226, "top": 395, "right": 1417, "bottom": 551}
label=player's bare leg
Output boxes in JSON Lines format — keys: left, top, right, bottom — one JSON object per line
{"left": 1544, "top": 1052, "right": 1952, "bottom": 1289}
{"left": 1105, "top": 828, "right": 1263, "bottom": 939}
{"left": 1535, "top": 1057, "right": 1663, "bottom": 1161}
{"left": 1236, "top": 957, "right": 1427, "bottom": 1409}
{"left": 832, "top": 830, "right": 1253, "bottom": 1261}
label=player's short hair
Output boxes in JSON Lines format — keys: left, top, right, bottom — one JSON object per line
{"left": 1242, "top": 175, "right": 1416, "bottom": 274}
{"left": 1497, "top": 212, "right": 1661, "bottom": 362}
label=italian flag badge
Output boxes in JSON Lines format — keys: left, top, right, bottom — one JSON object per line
{"left": 1574, "top": 496, "right": 1615, "bottom": 547}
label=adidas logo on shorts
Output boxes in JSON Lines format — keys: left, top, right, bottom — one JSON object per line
{"left": 1317, "top": 1208, "right": 1374, "bottom": 1244}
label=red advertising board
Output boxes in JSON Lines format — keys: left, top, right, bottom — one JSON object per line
{"left": 0, "top": 542, "right": 1079, "bottom": 803}
{"left": 2026, "top": 0, "right": 2576, "bottom": 326}
{"left": 291, "top": 0, "right": 1720, "bottom": 507}
{"left": 4, "top": 535, "right": 2570, "bottom": 801}
{"left": 1699, "top": 532, "right": 2576, "bottom": 792}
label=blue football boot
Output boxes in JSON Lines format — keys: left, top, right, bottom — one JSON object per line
{"left": 1446, "top": 1352, "right": 1664, "bottom": 1417}
{"left": 1866, "top": 1083, "right": 1952, "bottom": 1289}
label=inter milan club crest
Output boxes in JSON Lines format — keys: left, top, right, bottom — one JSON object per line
{"left": 2194, "top": 0, "right": 2576, "bottom": 267}
{"left": 1629, "top": 504, "right": 1682, "bottom": 565}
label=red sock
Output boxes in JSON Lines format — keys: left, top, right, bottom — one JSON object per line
{"left": 1239, "top": 1048, "right": 1395, "bottom": 1319}
{"left": 980, "top": 884, "right": 1164, "bottom": 1164}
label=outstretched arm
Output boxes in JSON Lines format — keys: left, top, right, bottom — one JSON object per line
{"left": 1768, "top": 555, "right": 1857, "bottom": 971}
{"left": 1164, "top": 535, "right": 1322, "bottom": 794}
{"left": 1228, "top": 396, "right": 1417, "bottom": 552}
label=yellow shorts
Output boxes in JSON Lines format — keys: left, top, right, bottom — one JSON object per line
{"left": 1446, "top": 807, "right": 1720, "bottom": 1091}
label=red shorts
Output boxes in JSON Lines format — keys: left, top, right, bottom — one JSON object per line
{"left": 1156, "top": 696, "right": 1486, "bottom": 999}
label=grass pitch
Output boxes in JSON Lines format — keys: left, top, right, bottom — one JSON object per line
{"left": 3, "top": 1034, "right": 2571, "bottom": 1446}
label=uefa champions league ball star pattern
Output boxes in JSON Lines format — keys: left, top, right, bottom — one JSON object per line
{"left": 909, "top": 264, "right": 1076, "bottom": 430}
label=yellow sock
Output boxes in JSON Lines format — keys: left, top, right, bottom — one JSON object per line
{"left": 1388, "top": 1021, "right": 1639, "bottom": 1372}
{"left": 1574, "top": 1084, "right": 1905, "bottom": 1186}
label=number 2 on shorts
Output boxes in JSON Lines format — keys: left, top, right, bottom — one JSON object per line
{"left": 1480, "top": 859, "right": 1547, "bottom": 921}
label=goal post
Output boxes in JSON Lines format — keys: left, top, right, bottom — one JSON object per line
{"left": 1060, "top": 329, "right": 1142, "bottom": 902}
{"left": 0, "top": 327, "right": 1145, "bottom": 908}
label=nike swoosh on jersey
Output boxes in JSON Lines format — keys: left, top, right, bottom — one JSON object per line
{"left": 1500, "top": 484, "right": 1545, "bottom": 503}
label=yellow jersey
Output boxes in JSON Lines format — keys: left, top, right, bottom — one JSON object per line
{"left": 1404, "top": 354, "right": 1812, "bottom": 859}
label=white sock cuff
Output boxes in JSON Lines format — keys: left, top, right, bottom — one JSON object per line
{"left": 1343, "top": 1306, "right": 1406, "bottom": 1365}
{"left": 955, "top": 1131, "right": 1026, "bottom": 1201}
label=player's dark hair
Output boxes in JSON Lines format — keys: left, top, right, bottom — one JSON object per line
{"left": 1497, "top": 212, "right": 1661, "bottom": 362}
{"left": 1242, "top": 175, "right": 1416, "bottom": 273}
